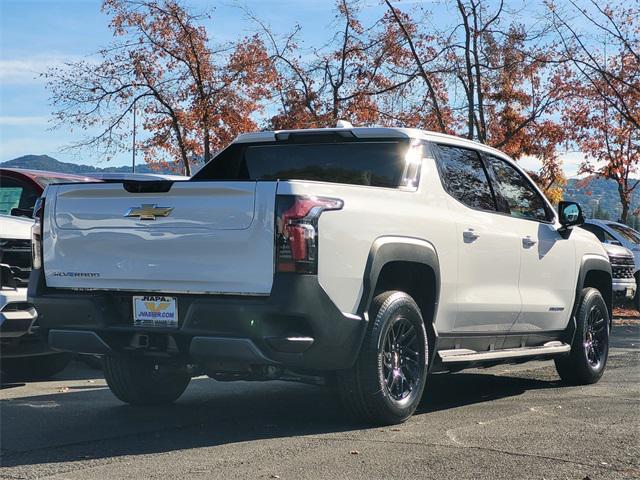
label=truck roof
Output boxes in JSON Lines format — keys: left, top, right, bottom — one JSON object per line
{"left": 233, "top": 127, "right": 512, "bottom": 161}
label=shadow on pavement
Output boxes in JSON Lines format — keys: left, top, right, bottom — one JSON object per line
{"left": 1, "top": 368, "right": 564, "bottom": 468}
{"left": 4, "top": 325, "right": 638, "bottom": 469}
{"left": 420, "top": 370, "right": 562, "bottom": 414}
{"left": 0, "top": 382, "right": 26, "bottom": 390}
{"left": 0, "top": 358, "right": 103, "bottom": 386}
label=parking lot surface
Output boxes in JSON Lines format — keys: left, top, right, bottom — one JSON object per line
{"left": 1, "top": 325, "right": 638, "bottom": 480}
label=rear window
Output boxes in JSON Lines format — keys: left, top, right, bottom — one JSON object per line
{"left": 193, "top": 140, "right": 411, "bottom": 188}
{"left": 0, "top": 176, "right": 39, "bottom": 216}
{"left": 0, "top": 186, "right": 23, "bottom": 216}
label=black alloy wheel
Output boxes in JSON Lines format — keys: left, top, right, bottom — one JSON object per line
{"left": 555, "top": 287, "right": 609, "bottom": 385}
{"left": 382, "top": 317, "right": 420, "bottom": 402}
{"left": 583, "top": 304, "right": 607, "bottom": 370}
{"left": 338, "top": 290, "right": 429, "bottom": 424}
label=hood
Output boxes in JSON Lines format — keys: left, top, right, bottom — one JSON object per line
{"left": 0, "top": 214, "right": 33, "bottom": 240}
{"left": 601, "top": 242, "right": 633, "bottom": 259}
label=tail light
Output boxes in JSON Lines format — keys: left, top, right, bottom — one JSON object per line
{"left": 275, "top": 195, "right": 343, "bottom": 274}
{"left": 31, "top": 197, "right": 44, "bottom": 269}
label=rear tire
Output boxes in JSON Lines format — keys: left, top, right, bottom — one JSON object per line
{"left": 103, "top": 355, "right": 191, "bottom": 405}
{"left": 337, "top": 291, "right": 429, "bottom": 425}
{"left": 555, "top": 287, "right": 609, "bottom": 385}
{"left": 1, "top": 353, "right": 72, "bottom": 381}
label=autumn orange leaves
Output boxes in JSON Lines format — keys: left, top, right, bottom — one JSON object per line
{"left": 45, "top": 0, "right": 638, "bottom": 213}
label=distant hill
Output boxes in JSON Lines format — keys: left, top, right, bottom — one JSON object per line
{"left": 564, "top": 177, "right": 640, "bottom": 221}
{"left": 0, "top": 155, "right": 174, "bottom": 175}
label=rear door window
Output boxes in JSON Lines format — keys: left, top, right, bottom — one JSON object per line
{"left": 433, "top": 144, "right": 497, "bottom": 211}
{"left": 193, "top": 140, "right": 411, "bottom": 188}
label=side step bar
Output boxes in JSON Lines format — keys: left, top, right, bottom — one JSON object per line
{"left": 438, "top": 341, "right": 571, "bottom": 363}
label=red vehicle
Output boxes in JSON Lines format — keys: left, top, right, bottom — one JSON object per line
{"left": 1, "top": 168, "right": 96, "bottom": 380}
{"left": 0, "top": 168, "right": 94, "bottom": 217}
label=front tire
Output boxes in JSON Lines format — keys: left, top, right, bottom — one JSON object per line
{"left": 555, "top": 287, "right": 609, "bottom": 385}
{"left": 337, "top": 291, "right": 429, "bottom": 425}
{"left": 103, "top": 355, "right": 191, "bottom": 405}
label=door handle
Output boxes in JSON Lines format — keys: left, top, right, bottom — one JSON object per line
{"left": 463, "top": 229, "right": 480, "bottom": 242}
{"left": 522, "top": 236, "right": 537, "bottom": 248}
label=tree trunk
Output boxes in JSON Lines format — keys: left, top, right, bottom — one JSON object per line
{"left": 470, "top": 2, "right": 487, "bottom": 143}
{"left": 172, "top": 121, "right": 191, "bottom": 176}
{"left": 458, "top": 0, "right": 475, "bottom": 140}
{"left": 203, "top": 126, "right": 211, "bottom": 165}
{"left": 621, "top": 201, "right": 630, "bottom": 224}
{"left": 384, "top": 0, "right": 447, "bottom": 132}
{"left": 618, "top": 183, "right": 630, "bottom": 223}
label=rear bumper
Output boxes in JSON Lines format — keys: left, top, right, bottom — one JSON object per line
{"left": 1, "top": 287, "right": 36, "bottom": 338}
{"left": 29, "top": 269, "right": 366, "bottom": 371}
{"left": 1, "top": 287, "right": 53, "bottom": 358}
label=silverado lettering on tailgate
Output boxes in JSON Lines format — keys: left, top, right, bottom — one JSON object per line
{"left": 51, "top": 271, "right": 100, "bottom": 278}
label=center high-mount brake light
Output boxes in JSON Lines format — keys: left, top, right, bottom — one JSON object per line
{"left": 275, "top": 195, "right": 343, "bottom": 274}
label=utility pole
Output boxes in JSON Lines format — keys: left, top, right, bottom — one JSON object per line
{"left": 132, "top": 102, "right": 137, "bottom": 173}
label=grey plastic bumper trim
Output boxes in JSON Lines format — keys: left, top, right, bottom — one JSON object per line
{"left": 48, "top": 329, "right": 112, "bottom": 354}
{"left": 189, "top": 336, "right": 278, "bottom": 365}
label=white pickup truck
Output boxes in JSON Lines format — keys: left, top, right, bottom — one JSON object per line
{"left": 29, "top": 127, "right": 612, "bottom": 424}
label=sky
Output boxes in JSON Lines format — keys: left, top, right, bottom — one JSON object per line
{"left": 0, "top": 0, "right": 585, "bottom": 175}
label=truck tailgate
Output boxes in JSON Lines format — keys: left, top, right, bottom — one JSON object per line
{"left": 43, "top": 181, "right": 276, "bottom": 294}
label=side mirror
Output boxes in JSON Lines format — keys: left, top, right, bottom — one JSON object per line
{"left": 605, "top": 239, "right": 623, "bottom": 246}
{"left": 558, "top": 201, "right": 584, "bottom": 229}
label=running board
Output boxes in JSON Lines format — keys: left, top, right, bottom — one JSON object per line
{"left": 438, "top": 341, "right": 571, "bottom": 363}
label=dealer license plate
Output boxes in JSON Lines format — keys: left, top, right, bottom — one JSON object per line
{"left": 133, "top": 296, "right": 178, "bottom": 327}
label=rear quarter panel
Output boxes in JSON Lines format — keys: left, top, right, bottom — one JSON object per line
{"left": 276, "top": 155, "right": 459, "bottom": 332}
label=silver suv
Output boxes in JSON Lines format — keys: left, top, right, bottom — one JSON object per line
{"left": 582, "top": 220, "right": 640, "bottom": 308}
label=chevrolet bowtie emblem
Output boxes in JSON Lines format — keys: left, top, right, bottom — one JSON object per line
{"left": 125, "top": 204, "right": 174, "bottom": 220}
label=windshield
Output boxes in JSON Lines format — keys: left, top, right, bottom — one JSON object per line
{"left": 608, "top": 223, "right": 640, "bottom": 244}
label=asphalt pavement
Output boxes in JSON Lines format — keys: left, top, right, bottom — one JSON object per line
{"left": 1, "top": 325, "right": 638, "bottom": 480}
